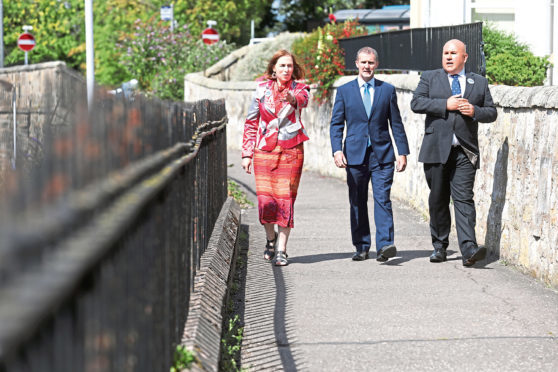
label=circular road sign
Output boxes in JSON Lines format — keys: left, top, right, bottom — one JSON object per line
{"left": 18, "top": 33, "right": 36, "bottom": 52}
{"left": 201, "top": 27, "right": 219, "bottom": 45}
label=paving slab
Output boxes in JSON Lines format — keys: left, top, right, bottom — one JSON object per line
{"left": 227, "top": 149, "right": 558, "bottom": 372}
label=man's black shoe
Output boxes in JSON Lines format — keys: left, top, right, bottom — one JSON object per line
{"left": 463, "top": 245, "right": 486, "bottom": 267}
{"left": 376, "top": 244, "right": 396, "bottom": 262}
{"left": 430, "top": 247, "right": 447, "bottom": 263}
{"left": 352, "top": 251, "right": 369, "bottom": 261}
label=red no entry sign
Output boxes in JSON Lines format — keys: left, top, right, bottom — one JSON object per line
{"left": 17, "top": 33, "right": 36, "bottom": 52}
{"left": 202, "top": 27, "right": 219, "bottom": 45}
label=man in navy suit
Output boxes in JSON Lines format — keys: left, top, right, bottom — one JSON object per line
{"left": 411, "top": 39, "right": 497, "bottom": 266}
{"left": 330, "top": 47, "right": 410, "bottom": 262}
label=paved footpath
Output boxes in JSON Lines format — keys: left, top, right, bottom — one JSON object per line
{"left": 227, "top": 149, "right": 558, "bottom": 372}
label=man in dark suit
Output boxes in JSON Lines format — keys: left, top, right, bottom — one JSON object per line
{"left": 410, "top": 39, "right": 497, "bottom": 266}
{"left": 330, "top": 47, "right": 410, "bottom": 262}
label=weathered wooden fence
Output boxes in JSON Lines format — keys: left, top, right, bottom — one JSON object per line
{"left": 0, "top": 81, "right": 228, "bottom": 371}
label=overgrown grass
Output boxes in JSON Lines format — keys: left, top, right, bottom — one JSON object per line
{"left": 228, "top": 179, "right": 254, "bottom": 208}
{"left": 220, "top": 315, "right": 245, "bottom": 371}
{"left": 170, "top": 345, "right": 196, "bottom": 372}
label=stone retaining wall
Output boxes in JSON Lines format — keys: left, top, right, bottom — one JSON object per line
{"left": 182, "top": 197, "right": 241, "bottom": 372}
{"left": 185, "top": 71, "right": 558, "bottom": 288}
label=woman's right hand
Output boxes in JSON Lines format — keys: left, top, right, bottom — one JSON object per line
{"left": 241, "top": 157, "right": 252, "bottom": 174}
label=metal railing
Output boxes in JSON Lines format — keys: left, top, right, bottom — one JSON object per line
{"left": 0, "top": 90, "right": 228, "bottom": 371}
{"left": 340, "top": 22, "right": 486, "bottom": 76}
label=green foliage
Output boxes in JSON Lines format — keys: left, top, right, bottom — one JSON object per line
{"left": 3, "top": 0, "right": 85, "bottom": 69}
{"left": 229, "top": 33, "right": 304, "bottom": 81}
{"left": 119, "top": 19, "right": 234, "bottom": 100}
{"left": 292, "top": 20, "right": 367, "bottom": 101}
{"left": 173, "top": 0, "right": 272, "bottom": 45}
{"left": 227, "top": 180, "right": 254, "bottom": 208}
{"left": 486, "top": 53, "right": 550, "bottom": 87}
{"left": 170, "top": 345, "right": 195, "bottom": 372}
{"left": 3, "top": 0, "right": 272, "bottom": 88}
{"left": 483, "top": 25, "right": 551, "bottom": 86}
{"left": 220, "top": 315, "right": 244, "bottom": 372}
{"left": 93, "top": 0, "right": 157, "bottom": 85}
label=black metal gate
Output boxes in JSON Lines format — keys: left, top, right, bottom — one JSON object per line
{"left": 339, "top": 22, "right": 486, "bottom": 75}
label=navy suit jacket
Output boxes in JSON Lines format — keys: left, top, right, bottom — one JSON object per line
{"left": 330, "top": 78, "right": 410, "bottom": 165}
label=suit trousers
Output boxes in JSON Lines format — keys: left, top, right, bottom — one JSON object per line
{"left": 346, "top": 147, "right": 395, "bottom": 253}
{"left": 423, "top": 146, "right": 477, "bottom": 253}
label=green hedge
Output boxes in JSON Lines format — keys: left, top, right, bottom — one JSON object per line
{"left": 483, "top": 25, "right": 551, "bottom": 86}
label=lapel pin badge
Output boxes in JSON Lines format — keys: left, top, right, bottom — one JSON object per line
{"left": 467, "top": 78, "right": 475, "bottom": 84}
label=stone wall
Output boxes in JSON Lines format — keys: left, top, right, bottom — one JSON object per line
{"left": 185, "top": 71, "right": 558, "bottom": 288}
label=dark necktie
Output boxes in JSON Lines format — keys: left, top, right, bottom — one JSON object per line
{"left": 363, "top": 82, "right": 372, "bottom": 117}
{"left": 451, "top": 74, "right": 461, "bottom": 96}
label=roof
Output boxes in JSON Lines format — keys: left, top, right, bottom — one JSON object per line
{"left": 331, "top": 6, "right": 410, "bottom": 25}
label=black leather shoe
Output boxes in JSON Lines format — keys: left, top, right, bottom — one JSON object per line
{"left": 352, "top": 251, "right": 369, "bottom": 261}
{"left": 376, "top": 244, "right": 396, "bottom": 262}
{"left": 429, "top": 247, "right": 447, "bottom": 263}
{"left": 463, "top": 245, "right": 486, "bottom": 267}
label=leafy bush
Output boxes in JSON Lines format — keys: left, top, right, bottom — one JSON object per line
{"left": 292, "top": 20, "right": 367, "bottom": 102}
{"left": 119, "top": 19, "right": 234, "bottom": 101}
{"left": 229, "top": 33, "right": 304, "bottom": 81}
{"left": 483, "top": 25, "right": 551, "bottom": 86}
{"left": 486, "top": 53, "right": 550, "bottom": 86}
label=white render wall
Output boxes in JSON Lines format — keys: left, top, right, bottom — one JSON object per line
{"left": 410, "top": 0, "right": 558, "bottom": 85}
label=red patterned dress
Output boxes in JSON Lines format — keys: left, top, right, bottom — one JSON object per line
{"left": 242, "top": 79, "right": 310, "bottom": 228}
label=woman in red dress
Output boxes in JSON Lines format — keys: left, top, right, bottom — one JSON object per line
{"left": 241, "top": 50, "right": 310, "bottom": 266}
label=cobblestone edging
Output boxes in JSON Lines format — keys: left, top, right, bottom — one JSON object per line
{"left": 181, "top": 197, "right": 241, "bottom": 372}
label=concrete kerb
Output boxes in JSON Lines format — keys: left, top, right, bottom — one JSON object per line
{"left": 181, "top": 197, "right": 241, "bottom": 372}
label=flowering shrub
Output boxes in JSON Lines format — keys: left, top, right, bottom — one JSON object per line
{"left": 292, "top": 20, "right": 367, "bottom": 102}
{"left": 119, "top": 19, "right": 234, "bottom": 101}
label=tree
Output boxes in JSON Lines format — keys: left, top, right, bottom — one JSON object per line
{"left": 3, "top": 0, "right": 85, "bottom": 70}
{"left": 3, "top": 0, "right": 273, "bottom": 86}
{"left": 173, "top": 0, "right": 274, "bottom": 45}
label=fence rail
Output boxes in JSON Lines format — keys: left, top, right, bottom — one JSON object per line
{"left": 0, "top": 86, "right": 228, "bottom": 371}
{"left": 340, "top": 22, "right": 485, "bottom": 75}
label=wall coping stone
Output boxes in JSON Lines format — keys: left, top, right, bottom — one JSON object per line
{"left": 186, "top": 72, "right": 258, "bottom": 91}
{"left": 204, "top": 45, "right": 251, "bottom": 79}
{"left": 181, "top": 197, "right": 241, "bottom": 372}
{"left": 187, "top": 71, "right": 558, "bottom": 109}
{"left": 0, "top": 61, "right": 85, "bottom": 83}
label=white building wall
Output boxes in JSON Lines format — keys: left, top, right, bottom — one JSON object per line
{"left": 410, "top": 0, "right": 557, "bottom": 85}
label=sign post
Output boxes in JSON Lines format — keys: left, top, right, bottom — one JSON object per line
{"left": 202, "top": 20, "right": 219, "bottom": 45}
{"left": 160, "top": 4, "right": 174, "bottom": 32}
{"left": 17, "top": 26, "right": 35, "bottom": 65}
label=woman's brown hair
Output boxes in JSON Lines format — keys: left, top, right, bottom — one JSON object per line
{"left": 265, "top": 49, "right": 305, "bottom": 81}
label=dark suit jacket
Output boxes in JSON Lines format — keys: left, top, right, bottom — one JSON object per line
{"left": 410, "top": 69, "right": 497, "bottom": 168}
{"left": 330, "top": 78, "right": 410, "bottom": 165}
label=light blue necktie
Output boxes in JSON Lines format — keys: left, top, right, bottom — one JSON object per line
{"left": 363, "top": 82, "right": 372, "bottom": 146}
{"left": 451, "top": 74, "right": 461, "bottom": 96}
{"left": 363, "top": 82, "right": 372, "bottom": 117}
